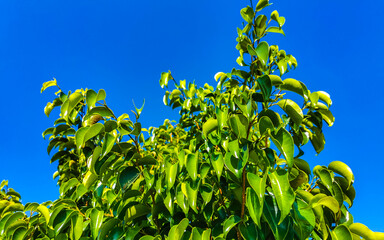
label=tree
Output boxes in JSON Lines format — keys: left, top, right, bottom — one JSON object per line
{"left": 0, "top": 0, "right": 383, "bottom": 239}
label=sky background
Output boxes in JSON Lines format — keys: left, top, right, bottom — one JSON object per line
{"left": 0, "top": 0, "right": 383, "bottom": 231}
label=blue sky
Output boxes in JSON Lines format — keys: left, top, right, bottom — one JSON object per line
{"left": 0, "top": 0, "right": 383, "bottom": 231}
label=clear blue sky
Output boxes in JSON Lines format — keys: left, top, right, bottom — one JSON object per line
{"left": 0, "top": 0, "right": 383, "bottom": 231}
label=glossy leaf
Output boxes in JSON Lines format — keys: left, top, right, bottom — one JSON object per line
{"left": 210, "top": 152, "right": 224, "bottom": 180}
{"left": 83, "top": 123, "right": 105, "bottom": 145}
{"left": 246, "top": 188, "right": 262, "bottom": 226}
{"left": 328, "top": 161, "right": 354, "bottom": 188}
{"left": 269, "top": 170, "right": 295, "bottom": 224}
{"left": 270, "top": 127, "right": 294, "bottom": 169}
{"left": 349, "top": 223, "right": 375, "bottom": 240}
{"left": 125, "top": 204, "right": 150, "bottom": 222}
{"left": 313, "top": 196, "right": 340, "bottom": 214}
{"left": 223, "top": 215, "right": 241, "bottom": 238}
{"left": 228, "top": 114, "right": 248, "bottom": 139}
{"left": 202, "top": 119, "right": 218, "bottom": 138}
{"left": 240, "top": 6, "right": 254, "bottom": 23}
{"left": 292, "top": 200, "right": 315, "bottom": 240}
{"left": 97, "top": 218, "right": 119, "bottom": 240}
{"left": 186, "top": 153, "right": 198, "bottom": 181}
{"left": 317, "top": 91, "right": 332, "bottom": 107}
{"left": 41, "top": 79, "right": 58, "bottom": 93}
{"left": 160, "top": 71, "right": 172, "bottom": 88}
{"left": 256, "top": 0, "right": 269, "bottom": 11}
{"left": 168, "top": 218, "right": 189, "bottom": 240}
{"left": 331, "top": 225, "right": 352, "bottom": 240}
{"left": 166, "top": 161, "right": 178, "bottom": 189}
{"left": 257, "top": 75, "right": 272, "bottom": 102}
{"left": 277, "top": 99, "right": 303, "bottom": 125}
{"left": 255, "top": 42, "right": 269, "bottom": 66}
{"left": 279, "top": 78, "right": 309, "bottom": 101}
{"left": 119, "top": 167, "right": 140, "bottom": 192}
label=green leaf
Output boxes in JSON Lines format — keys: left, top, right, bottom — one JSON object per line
{"left": 258, "top": 109, "right": 282, "bottom": 127}
{"left": 270, "top": 127, "right": 294, "bottom": 169}
{"left": 1, "top": 212, "right": 25, "bottom": 235}
{"left": 83, "top": 171, "right": 98, "bottom": 189}
{"left": 349, "top": 223, "right": 375, "bottom": 240}
{"left": 277, "top": 99, "right": 304, "bottom": 125}
{"left": 86, "top": 89, "right": 97, "bottom": 109}
{"left": 101, "top": 133, "right": 115, "bottom": 158}
{"left": 97, "top": 218, "right": 119, "bottom": 240}
{"left": 160, "top": 71, "right": 173, "bottom": 88}
{"left": 84, "top": 123, "right": 105, "bottom": 144}
{"left": 90, "top": 209, "right": 104, "bottom": 240}
{"left": 41, "top": 79, "right": 58, "bottom": 93}
{"left": 331, "top": 225, "right": 353, "bottom": 240}
{"left": 44, "top": 98, "right": 63, "bottom": 117}
{"left": 125, "top": 204, "right": 150, "bottom": 222}
{"left": 210, "top": 152, "right": 224, "bottom": 180}
{"left": 87, "top": 146, "right": 101, "bottom": 175}
{"left": 239, "top": 222, "right": 258, "bottom": 240}
{"left": 200, "top": 183, "right": 213, "bottom": 205}
{"left": 266, "top": 27, "right": 285, "bottom": 35}
{"left": 255, "top": 15, "right": 267, "bottom": 38}
{"left": 62, "top": 92, "right": 83, "bottom": 120}
{"left": 256, "top": 0, "right": 269, "bottom": 11}
{"left": 310, "top": 127, "right": 325, "bottom": 154}
{"left": 246, "top": 187, "right": 263, "bottom": 226}
{"left": 314, "top": 167, "right": 334, "bottom": 194}
{"left": 317, "top": 109, "right": 335, "bottom": 126}
{"left": 255, "top": 42, "right": 269, "bottom": 66}
{"left": 277, "top": 60, "right": 287, "bottom": 76}
{"left": 71, "top": 214, "right": 83, "bottom": 240}
{"left": 279, "top": 78, "right": 309, "bottom": 102}
{"left": 164, "top": 191, "right": 174, "bottom": 215}
{"left": 259, "top": 116, "right": 274, "bottom": 136}
{"left": 186, "top": 153, "right": 198, "bottom": 181}
{"left": 190, "top": 227, "right": 202, "bottom": 240}
{"left": 75, "top": 127, "right": 89, "bottom": 151}
{"left": 228, "top": 114, "right": 248, "bottom": 139}
{"left": 137, "top": 155, "right": 157, "bottom": 166}
{"left": 247, "top": 172, "right": 267, "bottom": 207}
{"left": 269, "top": 170, "right": 295, "bottom": 224}
{"left": 166, "top": 161, "right": 178, "bottom": 189}
{"left": 87, "top": 106, "right": 114, "bottom": 118}
{"left": 202, "top": 118, "right": 218, "bottom": 138}
{"left": 293, "top": 158, "right": 311, "bottom": 176}
{"left": 224, "top": 152, "right": 242, "bottom": 179}
{"left": 168, "top": 218, "right": 189, "bottom": 240}
{"left": 223, "top": 215, "right": 241, "bottom": 238}
{"left": 328, "top": 161, "right": 354, "bottom": 188}
{"left": 257, "top": 75, "right": 272, "bottom": 102}
{"left": 270, "top": 10, "right": 285, "bottom": 27}
{"left": 119, "top": 167, "right": 140, "bottom": 192}
{"left": 312, "top": 196, "right": 340, "bottom": 214}
{"left": 316, "top": 91, "right": 332, "bottom": 107}
{"left": 186, "top": 181, "right": 198, "bottom": 213}
{"left": 263, "top": 195, "right": 292, "bottom": 240}
{"left": 176, "top": 184, "right": 189, "bottom": 215}
{"left": 52, "top": 209, "right": 75, "bottom": 236}
{"left": 240, "top": 6, "right": 254, "bottom": 23}
{"left": 96, "top": 89, "right": 106, "bottom": 102}
{"left": 292, "top": 200, "right": 315, "bottom": 240}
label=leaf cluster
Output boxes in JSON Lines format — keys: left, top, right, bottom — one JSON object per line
{"left": 1, "top": 0, "right": 383, "bottom": 240}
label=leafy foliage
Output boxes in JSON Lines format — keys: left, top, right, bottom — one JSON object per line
{"left": 1, "top": 0, "right": 383, "bottom": 239}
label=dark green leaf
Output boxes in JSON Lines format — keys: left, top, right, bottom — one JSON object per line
{"left": 223, "top": 215, "right": 241, "bottom": 238}
{"left": 119, "top": 167, "right": 140, "bottom": 192}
